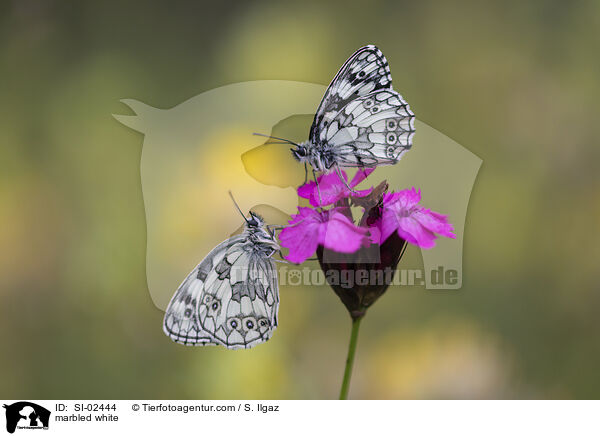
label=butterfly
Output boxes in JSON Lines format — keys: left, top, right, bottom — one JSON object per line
{"left": 258, "top": 45, "right": 415, "bottom": 190}
{"left": 163, "top": 196, "right": 280, "bottom": 350}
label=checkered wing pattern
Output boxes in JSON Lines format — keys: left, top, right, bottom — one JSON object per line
{"left": 163, "top": 229, "right": 279, "bottom": 350}
{"left": 308, "top": 45, "right": 415, "bottom": 169}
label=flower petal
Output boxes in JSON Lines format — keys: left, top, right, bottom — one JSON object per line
{"left": 351, "top": 187, "right": 374, "bottom": 198}
{"left": 379, "top": 207, "right": 400, "bottom": 244}
{"left": 319, "top": 211, "right": 368, "bottom": 253}
{"left": 349, "top": 168, "right": 375, "bottom": 189}
{"left": 298, "top": 172, "right": 350, "bottom": 207}
{"left": 394, "top": 216, "right": 438, "bottom": 249}
{"left": 412, "top": 209, "right": 456, "bottom": 239}
{"left": 297, "top": 181, "right": 316, "bottom": 201}
{"left": 380, "top": 188, "right": 455, "bottom": 248}
{"left": 383, "top": 187, "right": 421, "bottom": 208}
{"left": 298, "top": 169, "right": 377, "bottom": 207}
{"left": 279, "top": 208, "right": 320, "bottom": 263}
{"left": 367, "top": 221, "right": 383, "bottom": 245}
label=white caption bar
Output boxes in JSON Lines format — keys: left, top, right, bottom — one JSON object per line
{"left": 1, "top": 400, "right": 598, "bottom": 436}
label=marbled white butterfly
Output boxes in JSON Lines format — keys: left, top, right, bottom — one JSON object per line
{"left": 262, "top": 45, "right": 415, "bottom": 188}
{"left": 163, "top": 196, "right": 280, "bottom": 349}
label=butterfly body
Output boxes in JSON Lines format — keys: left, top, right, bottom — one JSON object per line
{"left": 163, "top": 212, "right": 280, "bottom": 350}
{"left": 292, "top": 45, "right": 416, "bottom": 174}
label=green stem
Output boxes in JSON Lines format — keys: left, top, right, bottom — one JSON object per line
{"left": 339, "top": 315, "right": 363, "bottom": 400}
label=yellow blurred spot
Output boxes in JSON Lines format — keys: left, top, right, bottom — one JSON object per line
{"left": 362, "top": 320, "right": 514, "bottom": 399}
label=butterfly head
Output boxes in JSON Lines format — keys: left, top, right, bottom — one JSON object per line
{"left": 246, "top": 211, "right": 264, "bottom": 228}
{"left": 245, "top": 212, "right": 280, "bottom": 251}
{"left": 290, "top": 143, "right": 309, "bottom": 163}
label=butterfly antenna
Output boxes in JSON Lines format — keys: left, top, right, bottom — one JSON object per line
{"left": 253, "top": 132, "right": 299, "bottom": 147}
{"left": 228, "top": 191, "right": 249, "bottom": 224}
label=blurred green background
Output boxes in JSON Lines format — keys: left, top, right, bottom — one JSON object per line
{"left": 1, "top": 0, "right": 599, "bottom": 399}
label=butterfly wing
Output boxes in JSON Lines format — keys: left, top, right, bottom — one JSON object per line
{"left": 202, "top": 249, "right": 279, "bottom": 349}
{"left": 310, "top": 45, "right": 393, "bottom": 144}
{"left": 163, "top": 236, "right": 240, "bottom": 346}
{"left": 322, "top": 89, "right": 415, "bottom": 167}
{"left": 163, "top": 235, "right": 279, "bottom": 349}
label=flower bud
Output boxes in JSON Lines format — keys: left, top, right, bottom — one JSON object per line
{"left": 317, "top": 201, "right": 407, "bottom": 320}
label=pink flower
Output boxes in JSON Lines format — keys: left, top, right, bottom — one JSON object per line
{"left": 298, "top": 168, "right": 375, "bottom": 207}
{"left": 376, "top": 188, "right": 456, "bottom": 248}
{"left": 279, "top": 207, "right": 369, "bottom": 263}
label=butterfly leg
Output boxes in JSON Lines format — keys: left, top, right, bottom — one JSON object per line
{"left": 273, "top": 251, "right": 316, "bottom": 263}
{"left": 272, "top": 250, "right": 294, "bottom": 264}
{"left": 303, "top": 163, "right": 308, "bottom": 185}
{"left": 335, "top": 165, "right": 356, "bottom": 193}
{"left": 313, "top": 169, "right": 323, "bottom": 206}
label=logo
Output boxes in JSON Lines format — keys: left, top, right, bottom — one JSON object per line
{"left": 114, "top": 80, "right": 481, "bottom": 310}
{"left": 3, "top": 402, "right": 50, "bottom": 433}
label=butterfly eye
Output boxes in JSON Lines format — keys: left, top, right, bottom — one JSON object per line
{"left": 386, "top": 133, "right": 397, "bottom": 144}
{"left": 387, "top": 120, "right": 397, "bottom": 130}
{"left": 227, "top": 317, "right": 242, "bottom": 331}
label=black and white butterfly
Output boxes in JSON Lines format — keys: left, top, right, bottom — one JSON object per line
{"left": 259, "top": 45, "right": 415, "bottom": 187}
{"left": 163, "top": 199, "right": 280, "bottom": 350}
